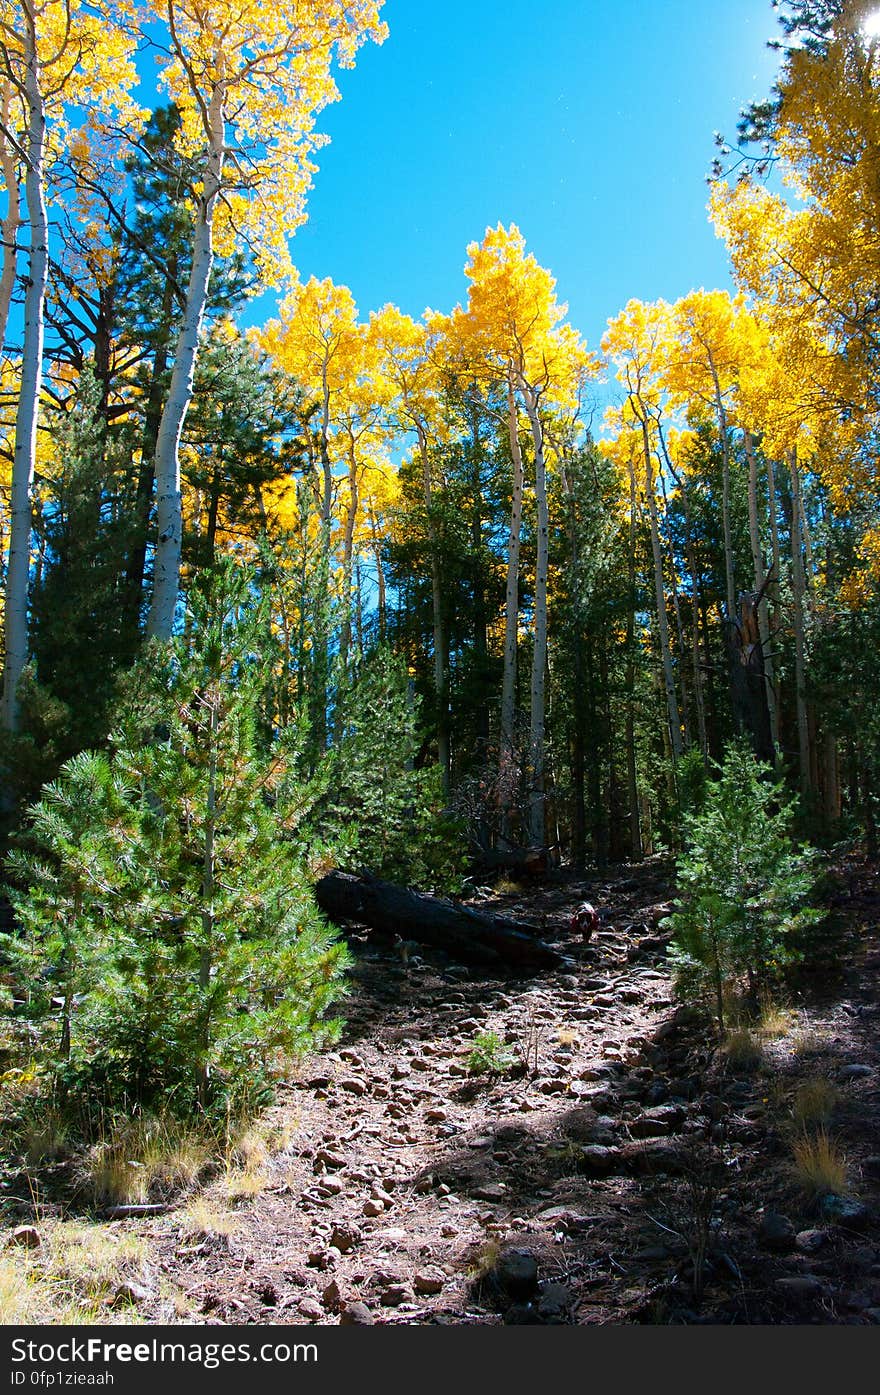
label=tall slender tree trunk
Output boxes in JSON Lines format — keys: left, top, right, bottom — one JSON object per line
{"left": 468, "top": 395, "right": 490, "bottom": 753}
{"left": 710, "top": 361, "right": 736, "bottom": 621}
{"left": 0, "top": 80, "right": 21, "bottom": 355}
{"left": 744, "top": 428, "right": 778, "bottom": 752}
{"left": 124, "top": 257, "right": 178, "bottom": 642}
{"left": 658, "top": 426, "right": 706, "bottom": 756}
{"left": 766, "top": 454, "right": 782, "bottom": 605}
{"left": 369, "top": 512, "right": 386, "bottom": 641}
{"left": 659, "top": 472, "right": 692, "bottom": 748}
{"left": 638, "top": 411, "right": 682, "bottom": 761}
{"left": 418, "top": 427, "right": 450, "bottom": 792}
{"left": 338, "top": 437, "right": 359, "bottom": 670}
{"left": 684, "top": 502, "right": 708, "bottom": 758}
{"left": 799, "top": 478, "right": 815, "bottom": 593}
{"left": 625, "top": 457, "right": 642, "bottom": 859}
{"left": 197, "top": 687, "right": 219, "bottom": 1110}
{"left": 787, "top": 446, "right": 811, "bottom": 799}
{"left": 561, "top": 455, "right": 587, "bottom": 869}
{"left": 499, "top": 373, "right": 525, "bottom": 834}
{"left": 306, "top": 383, "right": 335, "bottom": 756}
{"left": 698, "top": 582, "right": 721, "bottom": 759}
{"left": 523, "top": 388, "right": 548, "bottom": 845}
{"left": 2, "top": 14, "right": 47, "bottom": 734}
{"left": 147, "top": 79, "right": 226, "bottom": 641}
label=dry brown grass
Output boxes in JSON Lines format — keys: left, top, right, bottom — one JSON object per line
{"left": 791, "top": 1077, "right": 839, "bottom": 1130}
{"left": 226, "top": 1115, "right": 294, "bottom": 1167}
{"left": 792, "top": 1130, "right": 848, "bottom": 1199}
{"left": 180, "top": 1197, "right": 240, "bottom": 1241}
{"left": 225, "top": 1166, "right": 268, "bottom": 1202}
{"left": 21, "top": 1108, "right": 69, "bottom": 1166}
{"left": 159, "top": 1279, "right": 197, "bottom": 1320}
{"left": 466, "top": 1237, "right": 502, "bottom": 1280}
{"left": 0, "top": 1250, "right": 41, "bottom": 1325}
{"left": 721, "top": 1028, "right": 763, "bottom": 1069}
{"left": 81, "top": 1115, "right": 212, "bottom": 1207}
{"left": 791, "top": 1025, "right": 828, "bottom": 1057}
{"left": 0, "top": 1222, "right": 147, "bottom": 1324}
{"left": 759, "top": 1003, "right": 796, "bottom": 1040}
{"left": 494, "top": 878, "right": 523, "bottom": 895}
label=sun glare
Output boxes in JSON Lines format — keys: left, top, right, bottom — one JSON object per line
{"left": 863, "top": 9, "right": 880, "bottom": 39}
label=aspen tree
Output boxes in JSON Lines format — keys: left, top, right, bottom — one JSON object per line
{"left": 369, "top": 305, "right": 452, "bottom": 788}
{"left": 454, "top": 225, "right": 596, "bottom": 841}
{"left": 145, "top": 0, "right": 387, "bottom": 640}
{"left": 603, "top": 300, "right": 684, "bottom": 763}
{"left": 0, "top": 0, "right": 140, "bottom": 734}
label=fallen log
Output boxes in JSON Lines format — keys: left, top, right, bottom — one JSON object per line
{"left": 471, "top": 845, "right": 559, "bottom": 880}
{"left": 315, "top": 870, "right": 565, "bottom": 971}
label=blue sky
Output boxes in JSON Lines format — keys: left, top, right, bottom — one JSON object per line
{"left": 261, "top": 0, "right": 781, "bottom": 353}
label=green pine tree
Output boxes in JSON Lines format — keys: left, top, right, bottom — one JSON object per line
{"left": 324, "top": 646, "right": 464, "bottom": 889}
{"left": 4, "top": 563, "right": 350, "bottom": 1118}
{"left": 665, "top": 739, "right": 821, "bottom": 1027}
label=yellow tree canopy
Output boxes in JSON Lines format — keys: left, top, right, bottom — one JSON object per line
{"left": 665, "top": 288, "right": 748, "bottom": 416}
{"left": 453, "top": 223, "right": 597, "bottom": 408}
{"left": 150, "top": 0, "right": 387, "bottom": 285}
{"left": 602, "top": 297, "right": 673, "bottom": 422}
{"left": 709, "top": 3, "right": 880, "bottom": 513}
{"left": 0, "top": 0, "right": 142, "bottom": 127}
{"left": 368, "top": 303, "right": 448, "bottom": 446}
{"left": 260, "top": 274, "right": 361, "bottom": 407}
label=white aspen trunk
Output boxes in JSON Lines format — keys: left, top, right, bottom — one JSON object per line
{"left": 368, "top": 509, "right": 386, "bottom": 640}
{"left": 418, "top": 425, "right": 449, "bottom": 791}
{"left": 625, "top": 458, "right": 643, "bottom": 856}
{"left": 337, "top": 434, "right": 359, "bottom": 669}
{"left": 744, "top": 427, "right": 779, "bottom": 751}
{"left": 1, "top": 12, "right": 47, "bottom": 734}
{"left": 799, "top": 475, "right": 815, "bottom": 592}
{"left": 0, "top": 80, "right": 21, "bottom": 354}
{"left": 639, "top": 412, "right": 683, "bottom": 761}
{"left": 523, "top": 386, "right": 548, "bottom": 846}
{"left": 680, "top": 481, "right": 708, "bottom": 758}
{"left": 319, "top": 362, "right": 333, "bottom": 526}
{"left": 766, "top": 451, "right": 783, "bottom": 752}
{"left": 307, "top": 367, "right": 334, "bottom": 754}
{"left": 659, "top": 471, "right": 692, "bottom": 748}
{"left": 710, "top": 360, "right": 737, "bottom": 621}
{"left": 766, "top": 453, "right": 782, "bottom": 604}
{"left": 787, "top": 445, "right": 811, "bottom": 799}
{"left": 659, "top": 428, "right": 707, "bottom": 760}
{"left": 147, "top": 78, "right": 226, "bottom": 641}
{"left": 499, "top": 372, "right": 525, "bottom": 832}
{"left": 374, "top": 544, "right": 386, "bottom": 638}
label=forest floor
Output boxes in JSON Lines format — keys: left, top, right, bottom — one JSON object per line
{"left": 3, "top": 855, "right": 880, "bottom": 1326}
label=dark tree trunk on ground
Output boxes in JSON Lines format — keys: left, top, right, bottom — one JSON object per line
{"left": 315, "top": 870, "right": 565, "bottom": 970}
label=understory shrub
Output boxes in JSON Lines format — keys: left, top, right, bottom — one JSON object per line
{"left": 2, "top": 567, "right": 349, "bottom": 1122}
{"left": 321, "top": 645, "right": 465, "bottom": 889}
{"left": 664, "top": 739, "right": 821, "bottom": 1029}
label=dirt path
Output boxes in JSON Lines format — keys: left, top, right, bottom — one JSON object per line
{"left": 109, "top": 858, "right": 879, "bottom": 1326}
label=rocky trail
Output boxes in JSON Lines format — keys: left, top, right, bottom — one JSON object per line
{"left": 7, "top": 858, "right": 880, "bottom": 1326}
